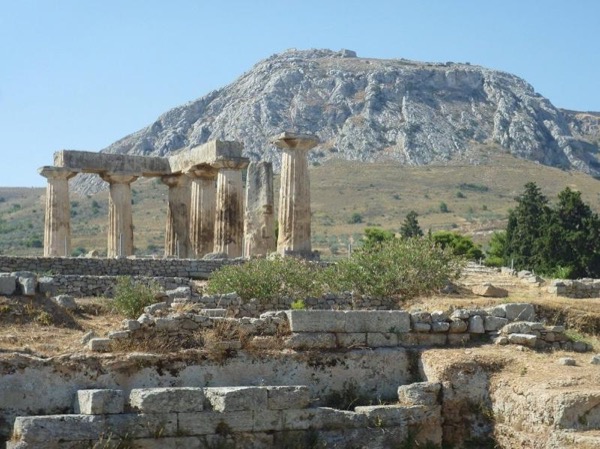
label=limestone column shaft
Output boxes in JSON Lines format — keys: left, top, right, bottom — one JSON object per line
{"left": 244, "top": 161, "right": 275, "bottom": 257}
{"left": 273, "top": 132, "right": 319, "bottom": 256}
{"left": 39, "top": 167, "right": 76, "bottom": 257}
{"left": 162, "top": 174, "right": 191, "bottom": 258}
{"left": 188, "top": 166, "right": 218, "bottom": 258}
{"left": 101, "top": 173, "right": 138, "bottom": 258}
{"left": 214, "top": 160, "right": 248, "bottom": 257}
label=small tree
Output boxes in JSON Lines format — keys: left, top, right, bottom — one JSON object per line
{"left": 362, "top": 227, "right": 394, "bottom": 250}
{"left": 400, "top": 210, "right": 423, "bottom": 239}
{"left": 439, "top": 202, "right": 449, "bottom": 213}
{"left": 432, "top": 231, "right": 483, "bottom": 261}
{"left": 348, "top": 212, "right": 363, "bottom": 224}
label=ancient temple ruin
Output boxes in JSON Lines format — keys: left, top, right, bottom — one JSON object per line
{"left": 38, "top": 133, "right": 319, "bottom": 259}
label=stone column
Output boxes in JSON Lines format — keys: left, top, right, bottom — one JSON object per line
{"left": 214, "top": 159, "right": 249, "bottom": 257}
{"left": 188, "top": 165, "right": 218, "bottom": 258}
{"left": 100, "top": 173, "right": 138, "bottom": 258}
{"left": 162, "top": 174, "right": 191, "bottom": 258}
{"left": 244, "top": 161, "right": 275, "bottom": 257}
{"left": 39, "top": 166, "right": 76, "bottom": 257}
{"left": 273, "top": 132, "right": 319, "bottom": 257}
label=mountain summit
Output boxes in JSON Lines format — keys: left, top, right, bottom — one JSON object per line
{"left": 75, "top": 48, "right": 600, "bottom": 193}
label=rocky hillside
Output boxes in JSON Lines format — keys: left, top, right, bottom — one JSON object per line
{"left": 74, "top": 48, "right": 600, "bottom": 194}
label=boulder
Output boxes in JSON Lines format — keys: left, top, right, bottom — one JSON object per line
{"left": 0, "top": 274, "right": 17, "bottom": 295}
{"left": 472, "top": 283, "right": 508, "bottom": 298}
{"left": 507, "top": 333, "right": 537, "bottom": 348}
{"left": 52, "top": 295, "right": 77, "bottom": 310}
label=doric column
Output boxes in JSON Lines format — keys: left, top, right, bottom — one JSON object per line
{"left": 273, "top": 132, "right": 319, "bottom": 257}
{"left": 162, "top": 174, "right": 191, "bottom": 258}
{"left": 100, "top": 173, "right": 138, "bottom": 258}
{"left": 214, "top": 159, "right": 249, "bottom": 257}
{"left": 188, "top": 165, "right": 218, "bottom": 258}
{"left": 39, "top": 166, "right": 76, "bottom": 257}
{"left": 244, "top": 161, "right": 275, "bottom": 257}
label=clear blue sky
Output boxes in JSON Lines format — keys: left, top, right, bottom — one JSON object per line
{"left": 1, "top": 0, "right": 599, "bottom": 187}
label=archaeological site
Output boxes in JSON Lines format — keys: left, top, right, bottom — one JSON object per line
{"left": 1, "top": 132, "right": 600, "bottom": 449}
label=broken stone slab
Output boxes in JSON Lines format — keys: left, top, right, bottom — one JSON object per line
{"left": 0, "top": 273, "right": 17, "bottom": 295}
{"left": 499, "top": 303, "right": 535, "bottom": 321}
{"left": 507, "top": 333, "right": 537, "bottom": 347}
{"left": 559, "top": 357, "right": 577, "bottom": 366}
{"left": 108, "top": 331, "right": 130, "bottom": 340}
{"left": 52, "top": 294, "right": 77, "bottom": 310}
{"left": 76, "top": 389, "right": 124, "bottom": 415}
{"left": 472, "top": 283, "right": 508, "bottom": 298}
{"left": 501, "top": 321, "right": 544, "bottom": 334}
{"left": 129, "top": 387, "right": 205, "bottom": 413}
{"left": 205, "top": 386, "right": 268, "bottom": 412}
{"left": 397, "top": 382, "right": 441, "bottom": 406}
{"left": 122, "top": 319, "right": 141, "bottom": 331}
{"left": 166, "top": 286, "right": 191, "bottom": 301}
{"left": 266, "top": 386, "right": 310, "bottom": 410}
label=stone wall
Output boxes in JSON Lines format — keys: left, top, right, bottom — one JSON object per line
{"left": 547, "top": 278, "right": 600, "bottom": 298}
{"left": 8, "top": 384, "right": 442, "bottom": 448}
{"left": 0, "top": 256, "right": 240, "bottom": 279}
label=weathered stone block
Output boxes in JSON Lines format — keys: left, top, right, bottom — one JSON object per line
{"left": 88, "top": 338, "right": 112, "bottom": 352}
{"left": 344, "top": 310, "right": 410, "bottom": 333}
{"left": 104, "top": 413, "right": 177, "bottom": 438}
{"left": 252, "top": 409, "right": 284, "bottom": 431}
{"left": 108, "top": 331, "right": 130, "bottom": 340}
{"left": 484, "top": 316, "right": 509, "bottom": 332}
{"left": 336, "top": 332, "right": 367, "bottom": 348}
{"left": 410, "top": 312, "right": 432, "bottom": 324}
{"left": 367, "top": 332, "right": 398, "bottom": 347}
{"left": 416, "top": 334, "right": 447, "bottom": 346}
{"left": 284, "top": 332, "right": 337, "bottom": 349}
{"left": 354, "top": 404, "right": 439, "bottom": 427}
{"left": 430, "top": 311, "right": 449, "bottom": 322}
{"left": 448, "top": 333, "right": 470, "bottom": 345}
{"left": 398, "top": 382, "right": 441, "bottom": 406}
{"left": 590, "top": 355, "right": 600, "bottom": 365}
{"left": 13, "top": 415, "right": 106, "bottom": 442}
{"left": 52, "top": 294, "right": 78, "bottom": 310}
{"left": 267, "top": 386, "right": 310, "bottom": 410}
{"left": 77, "top": 389, "right": 124, "bottom": 415}
{"left": 281, "top": 407, "right": 355, "bottom": 431}
{"left": 126, "top": 437, "right": 203, "bottom": 449}
{"left": 178, "top": 411, "right": 254, "bottom": 434}
{"left": 449, "top": 320, "right": 468, "bottom": 333}
{"left": 285, "top": 310, "right": 345, "bottom": 332}
{"left": 507, "top": 333, "right": 537, "bottom": 347}
{"left": 0, "top": 274, "right": 17, "bottom": 295}
{"left": 468, "top": 316, "right": 485, "bottom": 334}
{"left": 205, "top": 386, "right": 268, "bottom": 412}
{"left": 500, "top": 303, "right": 535, "bottom": 321}
{"left": 413, "top": 323, "right": 431, "bottom": 333}
{"left": 472, "top": 283, "right": 508, "bottom": 298}
{"left": 431, "top": 322, "right": 450, "bottom": 333}
{"left": 130, "top": 388, "right": 205, "bottom": 413}
{"left": 450, "top": 309, "right": 470, "bottom": 320}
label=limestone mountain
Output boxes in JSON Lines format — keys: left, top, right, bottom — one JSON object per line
{"left": 73, "top": 48, "right": 600, "bottom": 194}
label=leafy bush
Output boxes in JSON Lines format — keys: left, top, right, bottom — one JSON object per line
{"left": 206, "top": 257, "right": 325, "bottom": 302}
{"left": 348, "top": 212, "right": 363, "bottom": 224}
{"left": 362, "top": 227, "right": 394, "bottom": 250}
{"left": 432, "top": 231, "right": 483, "bottom": 261}
{"left": 113, "top": 276, "right": 160, "bottom": 319}
{"left": 322, "top": 237, "right": 464, "bottom": 298}
{"left": 439, "top": 202, "right": 449, "bottom": 213}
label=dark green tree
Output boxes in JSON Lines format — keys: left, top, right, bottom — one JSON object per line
{"left": 362, "top": 227, "right": 394, "bottom": 250}
{"left": 504, "top": 182, "right": 550, "bottom": 271}
{"left": 400, "top": 210, "right": 423, "bottom": 239}
{"left": 484, "top": 231, "right": 507, "bottom": 267}
{"left": 432, "top": 231, "right": 483, "bottom": 261}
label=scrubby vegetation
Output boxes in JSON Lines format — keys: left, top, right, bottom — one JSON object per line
{"left": 113, "top": 276, "right": 160, "bottom": 318}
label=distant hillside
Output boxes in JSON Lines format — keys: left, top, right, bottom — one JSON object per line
{"left": 71, "top": 48, "right": 600, "bottom": 194}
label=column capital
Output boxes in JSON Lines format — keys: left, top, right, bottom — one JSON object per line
{"left": 38, "top": 166, "right": 77, "bottom": 180}
{"left": 212, "top": 157, "right": 250, "bottom": 170}
{"left": 100, "top": 172, "right": 138, "bottom": 184}
{"left": 161, "top": 173, "right": 190, "bottom": 188}
{"left": 271, "top": 132, "right": 320, "bottom": 151}
{"left": 186, "top": 164, "right": 219, "bottom": 180}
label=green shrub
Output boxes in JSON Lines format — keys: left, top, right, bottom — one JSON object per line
{"left": 206, "top": 257, "right": 325, "bottom": 302}
{"left": 432, "top": 231, "right": 483, "bottom": 261}
{"left": 348, "top": 212, "right": 364, "bottom": 224}
{"left": 322, "top": 237, "right": 464, "bottom": 299}
{"left": 439, "top": 202, "right": 449, "bottom": 213}
{"left": 113, "top": 276, "right": 159, "bottom": 319}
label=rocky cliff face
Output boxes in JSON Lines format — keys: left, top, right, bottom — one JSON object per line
{"left": 74, "top": 48, "right": 600, "bottom": 194}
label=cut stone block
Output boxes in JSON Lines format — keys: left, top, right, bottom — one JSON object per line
{"left": 413, "top": 322, "right": 431, "bottom": 333}
{"left": 431, "top": 322, "right": 450, "bottom": 333}
{"left": 0, "top": 274, "right": 17, "bottom": 295}
{"left": 336, "top": 332, "right": 367, "bottom": 348}
{"left": 284, "top": 332, "right": 337, "bottom": 350}
{"left": 344, "top": 310, "right": 411, "bottom": 333}
{"left": 253, "top": 409, "right": 284, "bottom": 431}
{"left": 13, "top": 415, "right": 106, "bottom": 443}
{"left": 449, "top": 320, "right": 468, "bottom": 333}
{"left": 77, "top": 389, "right": 124, "bottom": 415}
{"left": 398, "top": 382, "right": 441, "bottom": 406}
{"left": 178, "top": 411, "right": 254, "bottom": 435}
{"left": 354, "top": 404, "right": 438, "bottom": 427}
{"left": 367, "top": 332, "right": 398, "bottom": 347}
{"left": 129, "top": 387, "right": 205, "bottom": 413}
{"left": 205, "top": 386, "right": 268, "bottom": 412}
{"left": 104, "top": 413, "right": 177, "bottom": 439}
{"left": 500, "top": 303, "right": 535, "bottom": 321}
{"left": 200, "top": 308, "right": 227, "bottom": 317}
{"left": 285, "top": 310, "right": 345, "bottom": 332}
{"left": 508, "top": 333, "right": 537, "bottom": 347}
{"left": 267, "top": 386, "right": 310, "bottom": 410}
{"left": 468, "top": 315, "right": 485, "bottom": 334}
{"left": 484, "top": 316, "right": 509, "bottom": 332}
{"left": 88, "top": 338, "right": 112, "bottom": 352}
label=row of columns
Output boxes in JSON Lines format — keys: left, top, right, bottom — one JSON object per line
{"left": 40, "top": 134, "right": 319, "bottom": 259}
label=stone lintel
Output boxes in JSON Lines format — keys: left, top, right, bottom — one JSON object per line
{"left": 38, "top": 166, "right": 77, "bottom": 180}
{"left": 54, "top": 150, "right": 170, "bottom": 176}
{"left": 168, "top": 140, "right": 245, "bottom": 173}
{"left": 271, "top": 132, "right": 320, "bottom": 150}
